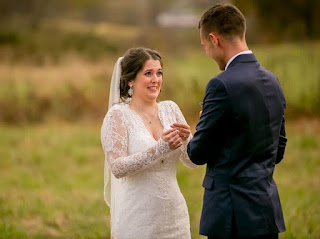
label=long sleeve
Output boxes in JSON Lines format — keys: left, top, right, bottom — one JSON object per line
{"left": 187, "top": 78, "right": 231, "bottom": 165}
{"left": 169, "top": 101, "right": 197, "bottom": 169}
{"left": 276, "top": 115, "right": 287, "bottom": 164}
{"left": 101, "top": 108, "right": 172, "bottom": 179}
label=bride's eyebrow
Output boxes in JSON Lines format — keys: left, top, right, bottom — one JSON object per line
{"left": 144, "top": 68, "right": 162, "bottom": 72}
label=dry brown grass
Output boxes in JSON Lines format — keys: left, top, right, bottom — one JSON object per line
{"left": 0, "top": 54, "right": 116, "bottom": 123}
{"left": 0, "top": 54, "right": 113, "bottom": 95}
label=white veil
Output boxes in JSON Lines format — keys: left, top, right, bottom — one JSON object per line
{"left": 104, "top": 56, "right": 123, "bottom": 208}
{"left": 108, "top": 56, "right": 124, "bottom": 110}
{"left": 103, "top": 57, "right": 125, "bottom": 238}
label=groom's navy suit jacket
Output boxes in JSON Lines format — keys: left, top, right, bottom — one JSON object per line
{"left": 187, "top": 54, "right": 287, "bottom": 238}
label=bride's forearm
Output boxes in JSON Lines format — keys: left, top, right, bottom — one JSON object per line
{"left": 110, "top": 139, "right": 171, "bottom": 178}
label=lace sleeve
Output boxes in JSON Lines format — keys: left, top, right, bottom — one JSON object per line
{"left": 101, "top": 107, "right": 172, "bottom": 179}
{"left": 169, "top": 101, "right": 197, "bottom": 169}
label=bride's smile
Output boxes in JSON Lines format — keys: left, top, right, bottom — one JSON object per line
{"left": 148, "top": 86, "right": 158, "bottom": 91}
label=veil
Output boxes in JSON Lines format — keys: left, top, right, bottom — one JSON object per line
{"left": 104, "top": 56, "right": 123, "bottom": 209}
{"left": 108, "top": 57, "right": 123, "bottom": 110}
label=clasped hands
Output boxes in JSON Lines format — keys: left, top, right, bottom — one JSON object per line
{"left": 161, "top": 123, "right": 191, "bottom": 150}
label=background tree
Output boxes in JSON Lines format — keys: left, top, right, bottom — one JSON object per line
{"left": 234, "top": 0, "right": 320, "bottom": 42}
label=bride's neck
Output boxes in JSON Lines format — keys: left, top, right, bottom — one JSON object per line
{"left": 129, "top": 98, "right": 157, "bottom": 113}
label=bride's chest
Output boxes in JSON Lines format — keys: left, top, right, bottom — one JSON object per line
{"left": 127, "top": 129, "right": 155, "bottom": 154}
{"left": 124, "top": 108, "right": 176, "bottom": 154}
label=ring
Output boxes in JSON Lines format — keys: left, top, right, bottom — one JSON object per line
{"left": 183, "top": 133, "right": 186, "bottom": 138}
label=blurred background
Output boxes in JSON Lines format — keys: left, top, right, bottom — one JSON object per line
{"left": 0, "top": 0, "right": 319, "bottom": 238}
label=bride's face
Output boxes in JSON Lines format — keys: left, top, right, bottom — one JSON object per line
{"left": 130, "top": 59, "right": 163, "bottom": 102}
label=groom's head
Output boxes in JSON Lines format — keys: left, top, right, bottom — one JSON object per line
{"left": 199, "top": 4, "right": 246, "bottom": 42}
{"left": 198, "top": 4, "right": 248, "bottom": 70}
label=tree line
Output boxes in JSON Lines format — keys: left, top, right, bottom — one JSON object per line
{"left": 0, "top": 0, "right": 319, "bottom": 43}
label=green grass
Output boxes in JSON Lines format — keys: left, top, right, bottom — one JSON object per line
{"left": 0, "top": 123, "right": 109, "bottom": 238}
{"left": 0, "top": 119, "right": 319, "bottom": 238}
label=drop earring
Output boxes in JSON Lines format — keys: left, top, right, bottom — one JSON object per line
{"left": 128, "top": 85, "right": 133, "bottom": 97}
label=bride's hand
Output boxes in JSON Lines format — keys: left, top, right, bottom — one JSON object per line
{"left": 161, "top": 129, "right": 182, "bottom": 150}
{"left": 171, "top": 123, "right": 191, "bottom": 141}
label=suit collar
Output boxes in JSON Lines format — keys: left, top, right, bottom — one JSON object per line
{"left": 227, "top": 53, "right": 257, "bottom": 69}
{"left": 225, "top": 50, "right": 252, "bottom": 70}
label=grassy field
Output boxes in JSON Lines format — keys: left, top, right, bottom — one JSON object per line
{"left": 0, "top": 119, "right": 319, "bottom": 239}
{"left": 1, "top": 18, "right": 319, "bottom": 238}
{"left": 0, "top": 18, "right": 319, "bottom": 123}
{"left": 1, "top": 42, "right": 319, "bottom": 124}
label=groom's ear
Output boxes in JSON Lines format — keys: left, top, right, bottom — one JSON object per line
{"left": 209, "top": 32, "right": 219, "bottom": 47}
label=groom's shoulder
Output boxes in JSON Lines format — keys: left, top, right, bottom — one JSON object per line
{"left": 207, "top": 73, "right": 227, "bottom": 90}
{"left": 209, "top": 69, "right": 231, "bottom": 83}
{"left": 208, "top": 66, "right": 248, "bottom": 88}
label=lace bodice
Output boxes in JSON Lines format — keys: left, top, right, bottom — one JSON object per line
{"left": 101, "top": 100, "right": 196, "bottom": 239}
{"left": 101, "top": 100, "right": 195, "bottom": 179}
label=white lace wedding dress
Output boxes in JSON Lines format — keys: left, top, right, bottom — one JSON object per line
{"left": 101, "top": 100, "right": 196, "bottom": 239}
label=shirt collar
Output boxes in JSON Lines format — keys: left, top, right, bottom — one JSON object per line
{"left": 225, "top": 50, "right": 253, "bottom": 70}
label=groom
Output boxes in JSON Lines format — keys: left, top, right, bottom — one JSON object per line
{"left": 187, "top": 4, "right": 287, "bottom": 239}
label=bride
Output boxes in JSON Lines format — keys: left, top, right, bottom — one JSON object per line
{"left": 101, "top": 47, "right": 197, "bottom": 239}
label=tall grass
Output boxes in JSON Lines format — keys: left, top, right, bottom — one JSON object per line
{"left": 0, "top": 57, "right": 111, "bottom": 123}
{"left": 1, "top": 43, "right": 319, "bottom": 124}
{"left": 0, "top": 119, "right": 319, "bottom": 238}
{"left": 253, "top": 42, "right": 320, "bottom": 115}
{"left": 0, "top": 19, "right": 319, "bottom": 124}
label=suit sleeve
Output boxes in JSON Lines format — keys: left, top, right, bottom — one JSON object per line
{"left": 276, "top": 115, "right": 287, "bottom": 164}
{"left": 187, "top": 78, "right": 230, "bottom": 165}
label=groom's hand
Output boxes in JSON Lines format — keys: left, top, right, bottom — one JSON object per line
{"left": 171, "top": 123, "right": 191, "bottom": 141}
{"left": 162, "top": 129, "right": 182, "bottom": 150}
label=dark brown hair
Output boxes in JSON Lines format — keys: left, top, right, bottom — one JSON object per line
{"left": 120, "top": 47, "right": 162, "bottom": 101}
{"left": 198, "top": 4, "right": 246, "bottom": 41}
